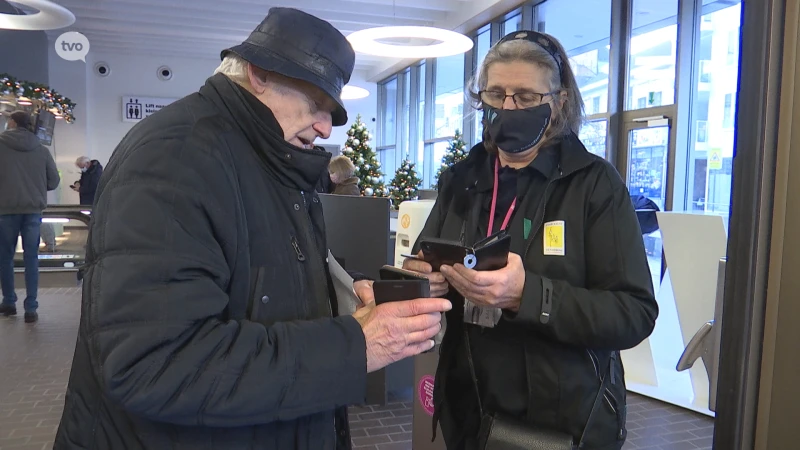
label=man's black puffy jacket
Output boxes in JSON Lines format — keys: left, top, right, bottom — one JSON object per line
{"left": 77, "top": 159, "right": 103, "bottom": 205}
{"left": 54, "top": 74, "right": 367, "bottom": 449}
{"left": 416, "top": 135, "right": 658, "bottom": 450}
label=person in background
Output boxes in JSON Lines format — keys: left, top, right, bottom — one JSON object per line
{"left": 72, "top": 156, "right": 103, "bottom": 205}
{"left": 403, "top": 31, "right": 658, "bottom": 449}
{"left": 55, "top": 8, "right": 449, "bottom": 450}
{"left": 329, "top": 155, "right": 361, "bottom": 196}
{"left": 0, "top": 111, "right": 60, "bottom": 323}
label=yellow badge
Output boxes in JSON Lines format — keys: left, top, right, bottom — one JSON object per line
{"left": 543, "top": 220, "right": 565, "bottom": 256}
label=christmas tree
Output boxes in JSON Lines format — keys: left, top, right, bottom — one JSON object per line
{"left": 434, "top": 129, "right": 468, "bottom": 188}
{"left": 389, "top": 159, "right": 422, "bottom": 210}
{"left": 341, "top": 114, "right": 386, "bottom": 197}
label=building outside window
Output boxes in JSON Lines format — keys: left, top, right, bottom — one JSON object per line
{"left": 473, "top": 26, "right": 491, "bottom": 145}
{"left": 431, "top": 53, "right": 465, "bottom": 186}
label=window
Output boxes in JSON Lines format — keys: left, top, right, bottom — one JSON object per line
{"left": 535, "top": 0, "right": 612, "bottom": 116}
{"left": 434, "top": 54, "right": 465, "bottom": 139}
{"left": 684, "top": 1, "right": 741, "bottom": 222}
{"left": 579, "top": 120, "right": 608, "bottom": 158}
{"left": 473, "top": 27, "right": 491, "bottom": 144}
{"left": 378, "top": 77, "right": 398, "bottom": 181}
{"left": 722, "top": 93, "right": 734, "bottom": 129}
{"left": 627, "top": 0, "right": 679, "bottom": 110}
{"left": 502, "top": 13, "right": 522, "bottom": 35}
{"left": 417, "top": 63, "right": 426, "bottom": 167}
{"left": 401, "top": 70, "right": 411, "bottom": 158}
{"left": 380, "top": 78, "right": 397, "bottom": 146}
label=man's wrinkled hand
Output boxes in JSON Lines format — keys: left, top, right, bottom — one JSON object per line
{"left": 353, "top": 280, "right": 374, "bottom": 309}
{"left": 353, "top": 298, "right": 451, "bottom": 373}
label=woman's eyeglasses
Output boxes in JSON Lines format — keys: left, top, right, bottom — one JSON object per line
{"left": 479, "top": 90, "right": 558, "bottom": 109}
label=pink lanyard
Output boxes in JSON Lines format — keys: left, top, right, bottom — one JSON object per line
{"left": 487, "top": 157, "right": 517, "bottom": 237}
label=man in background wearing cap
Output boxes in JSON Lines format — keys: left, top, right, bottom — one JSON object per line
{"left": 55, "top": 8, "right": 450, "bottom": 450}
{"left": 0, "top": 111, "right": 60, "bottom": 324}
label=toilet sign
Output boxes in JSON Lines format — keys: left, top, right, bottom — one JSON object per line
{"left": 122, "top": 96, "right": 178, "bottom": 122}
{"left": 709, "top": 148, "right": 723, "bottom": 170}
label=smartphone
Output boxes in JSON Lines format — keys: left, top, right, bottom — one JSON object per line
{"left": 379, "top": 265, "right": 428, "bottom": 281}
{"left": 373, "top": 279, "right": 430, "bottom": 305}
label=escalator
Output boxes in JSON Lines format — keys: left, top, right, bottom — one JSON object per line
{"left": 12, "top": 206, "right": 91, "bottom": 287}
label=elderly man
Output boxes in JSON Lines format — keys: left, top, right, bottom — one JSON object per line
{"left": 55, "top": 8, "right": 449, "bottom": 450}
{"left": 72, "top": 156, "right": 103, "bottom": 205}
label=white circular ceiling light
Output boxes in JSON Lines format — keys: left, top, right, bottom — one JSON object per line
{"left": 0, "top": 0, "right": 75, "bottom": 30}
{"left": 347, "top": 26, "right": 473, "bottom": 59}
{"left": 341, "top": 85, "right": 369, "bottom": 100}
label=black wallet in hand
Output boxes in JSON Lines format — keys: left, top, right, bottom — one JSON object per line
{"left": 418, "top": 230, "right": 511, "bottom": 272}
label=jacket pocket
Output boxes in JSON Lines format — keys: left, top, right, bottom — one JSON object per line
{"left": 247, "top": 264, "right": 302, "bottom": 326}
{"left": 248, "top": 267, "right": 267, "bottom": 321}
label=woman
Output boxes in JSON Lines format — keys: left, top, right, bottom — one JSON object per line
{"left": 328, "top": 155, "right": 361, "bottom": 196}
{"left": 404, "top": 31, "right": 658, "bottom": 450}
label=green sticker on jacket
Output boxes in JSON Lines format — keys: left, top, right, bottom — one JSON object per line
{"left": 524, "top": 218, "right": 532, "bottom": 240}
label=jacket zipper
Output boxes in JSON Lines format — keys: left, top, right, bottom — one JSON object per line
{"left": 588, "top": 349, "right": 620, "bottom": 416}
{"left": 290, "top": 235, "right": 306, "bottom": 261}
{"left": 300, "top": 191, "right": 333, "bottom": 318}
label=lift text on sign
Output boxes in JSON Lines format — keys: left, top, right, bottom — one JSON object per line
{"left": 122, "top": 96, "right": 178, "bottom": 123}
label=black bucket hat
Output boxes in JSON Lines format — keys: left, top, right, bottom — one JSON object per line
{"left": 221, "top": 7, "right": 355, "bottom": 126}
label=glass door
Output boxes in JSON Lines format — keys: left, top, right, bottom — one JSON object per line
{"left": 622, "top": 113, "right": 675, "bottom": 293}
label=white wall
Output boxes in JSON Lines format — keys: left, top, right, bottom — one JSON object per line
{"left": 45, "top": 49, "right": 377, "bottom": 203}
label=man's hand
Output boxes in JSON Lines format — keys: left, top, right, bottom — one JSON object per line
{"left": 353, "top": 298, "right": 451, "bottom": 373}
{"left": 440, "top": 252, "right": 525, "bottom": 312}
{"left": 353, "top": 280, "right": 374, "bottom": 309}
{"left": 402, "top": 251, "right": 450, "bottom": 297}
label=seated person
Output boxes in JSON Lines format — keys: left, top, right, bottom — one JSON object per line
{"left": 328, "top": 155, "right": 361, "bottom": 196}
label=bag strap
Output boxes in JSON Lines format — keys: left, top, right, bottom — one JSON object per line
{"left": 464, "top": 328, "right": 611, "bottom": 448}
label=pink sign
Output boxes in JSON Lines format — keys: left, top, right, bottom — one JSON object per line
{"left": 418, "top": 375, "right": 435, "bottom": 416}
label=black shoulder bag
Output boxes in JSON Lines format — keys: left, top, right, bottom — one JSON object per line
{"left": 465, "top": 330, "right": 610, "bottom": 450}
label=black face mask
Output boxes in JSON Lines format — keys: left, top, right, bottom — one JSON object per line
{"left": 483, "top": 103, "right": 551, "bottom": 154}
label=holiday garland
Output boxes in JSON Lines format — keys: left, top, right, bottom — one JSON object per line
{"left": 0, "top": 73, "right": 77, "bottom": 123}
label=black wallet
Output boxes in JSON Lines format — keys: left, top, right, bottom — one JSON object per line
{"left": 419, "top": 230, "right": 511, "bottom": 272}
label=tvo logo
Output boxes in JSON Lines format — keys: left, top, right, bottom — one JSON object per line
{"left": 55, "top": 32, "right": 90, "bottom": 62}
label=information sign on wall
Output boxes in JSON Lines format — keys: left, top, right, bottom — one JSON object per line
{"left": 122, "top": 96, "right": 178, "bottom": 122}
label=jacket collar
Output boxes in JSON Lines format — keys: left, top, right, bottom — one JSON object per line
{"left": 458, "top": 133, "right": 597, "bottom": 193}
{"left": 199, "top": 73, "right": 331, "bottom": 192}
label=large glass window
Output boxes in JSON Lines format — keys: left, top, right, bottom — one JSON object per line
{"left": 535, "top": 0, "right": 612, "bottom": 116}
{"left": 380, "top": 78, "right": 397, "bottom": 146}
{"left": 417, "top": 63, "right": 426, "bottom": 166}
{"left": 685, "top": 0, "right": 741, "bottom": 221}
{"left": 502, "top": 13, "right": 522, "bottom": 35}
{"left": 434, "top": 54, "right": 465, "bottom": 139}
{"left": 579, "top": 120, "right": 608, "bottom": 158}
{"left": 474, "top": 26, "right": 491, "bottom": 144}
{"left": 378, "top": 77, "right": 398, "bottom": 182}
{"left": 401, "top": 70, "right": 411, "bottom": 158}
{"left": 627, "top": 0, "right": 679, "bottom": 110}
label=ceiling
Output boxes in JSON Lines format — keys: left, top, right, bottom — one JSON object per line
{"left": 39, "top": 0, "right": 476, "bottom": 75}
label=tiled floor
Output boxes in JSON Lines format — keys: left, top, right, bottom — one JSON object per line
{"left": 0, "top": 287, "right": 714, "bottom": 450}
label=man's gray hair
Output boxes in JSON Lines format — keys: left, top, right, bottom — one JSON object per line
{"left": 214, "top": 54, "right": 250, "bottom": 85}
{"left": 75, "top": 156, "right": 90, "bottom": 166}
